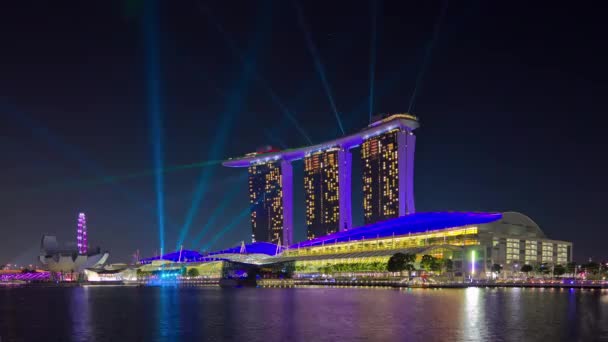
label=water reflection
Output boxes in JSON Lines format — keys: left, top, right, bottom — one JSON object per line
{"left": 69, "top": 287, "right": 92, "bottom": 342}
{"left": 156, "top": 286, "right": 181, "bottom": 341}
{"left": 460, "top": 287, "right": 486, "bottom": 341}
{"left": 2, "top": 286, "right": 608, "bottom": 341}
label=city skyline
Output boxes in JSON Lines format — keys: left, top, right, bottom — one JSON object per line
{"left": 1, "top": 1, "right": 607, "bottom": 265}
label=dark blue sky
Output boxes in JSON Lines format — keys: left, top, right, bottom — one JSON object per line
{"left": 1, "top": 0, "right": 606, "bottom": 265}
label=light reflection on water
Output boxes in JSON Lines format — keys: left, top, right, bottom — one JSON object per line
{"left": 69, "top": 287, "right": 91, "bottom": 342}
{"left": 461, "top": 287, "right": 483, "bottom": 341}
{"left": 1, "top": 286, "right": 608, "bottom": 341}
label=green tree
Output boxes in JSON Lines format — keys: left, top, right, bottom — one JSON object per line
{"left": 404, "top": 253, "right": 416, "bottom": 265}
{"left": 553, "top": 264, "right": 566, "bottom": 276}
{"left": 430, "top": 258, "right": 443, "bottom": 272}
{"left": 387, "top": 253, "right": 407, "bottom": 273}
{"left": 582, "top": 262, "right": 600, "bottom": 275}
{"left": 404, "top": 264, "right": 416, "bottom": 275}
{"left": 566, "top": 262, "right": 577, "bottom": 275}
{"left": 187, "top": 268, "right": 200, "bottom": 277}
{"left": 491, "top": 264, "right": 503, "bottom": 274}
{"left": 420, "top": 255, "right": 436, "bottom": 272}
{"left": 520, "top": 264, "right": 533, "bottom": 274}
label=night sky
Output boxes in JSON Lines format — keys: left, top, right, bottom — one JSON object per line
{"left": 1, "top": 1, "right": 606, "bottom": 265}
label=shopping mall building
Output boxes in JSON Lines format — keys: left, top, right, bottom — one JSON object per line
{"left": 139, "top": 211, "right": 572, "bottom": 279}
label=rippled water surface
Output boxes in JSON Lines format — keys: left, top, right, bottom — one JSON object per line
{"left": 1, "top": 286, "right": 608, "bottom": 341}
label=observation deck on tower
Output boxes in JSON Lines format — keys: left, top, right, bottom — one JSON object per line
{"left": 222, "top": 113, "right": 419, "bottom": 167}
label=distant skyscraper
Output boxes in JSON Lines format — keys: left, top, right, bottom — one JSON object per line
{"left": 248, "top": 159, "right": 293, "bottom": 245}
{"left": 77, "top": 213, "right": 87, "bottom": 255}
{"left": 304, "top": 147, "right": 352, "bottom": 239}
{"left": 362, "top": 116, "right": 416, "bottom": 224}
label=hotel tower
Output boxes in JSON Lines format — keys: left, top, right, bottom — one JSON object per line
{"left": 224, "top": 114, "right": 419, "bottom": 244}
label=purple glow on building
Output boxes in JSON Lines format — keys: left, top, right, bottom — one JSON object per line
{"left": 222, "top": 115, "right": 419, "bottom": 167}
{"left": 139, "top": 242, "right": 281, "bottom": 264}
{"left": 291, "top": 211, "right": 503, "bottom": 249}
{"left": 281, "top": 160, "right": 293, "bottom": 246}
{"left": 224, "top": 114, "right": 419, "bottom": 242}
{"left": 338, "top": 148, "right": 352, "bottom": 231}
{"left": 77, "top": 213, "right": 87, "bottom": 255}
{"left": 0, "top": 272, "right": 51, "bottom": 281}
{"left": 398, "top": 131, "right": 416, "bottom": 215}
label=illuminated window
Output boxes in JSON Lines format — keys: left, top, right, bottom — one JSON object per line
{"left": 556, "top": 244, "right": 568, "bottom": 264}
{"left": 542, "top": 242, "right": 554, "bottom": 263}
{"left": 506, "top": 239, "right": 520, "bottom": 263}
{"left": 525, "top": 240, "right": 537, "bottom": 264}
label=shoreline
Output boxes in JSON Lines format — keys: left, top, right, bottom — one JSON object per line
{"left": 3, "top": 279, "right": 607, "bottom": 290}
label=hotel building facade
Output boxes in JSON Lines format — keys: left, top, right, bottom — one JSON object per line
{"left": 225, "top": 113, "right": 419, "bottom": 244}
{"left": 303, "top": 147, "right": 352, "bottom": 239}
{"left": 247, "top": 154, "right": 293, "bottom": 246}
{"left": 361, "top": 123, "right": 416, "bottom": 224}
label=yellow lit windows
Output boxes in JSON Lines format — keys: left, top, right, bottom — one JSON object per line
{"left": 525, "top": 240, "right": 538, "bottom": 264}
{"left": 542, "top": 242, "right": 554, "bottom": 263}
{"left": 506, "top": 239, "right": 520, "bottom": 263}
{"left": 556, "top": 244, "right": 568, "bottom": 264}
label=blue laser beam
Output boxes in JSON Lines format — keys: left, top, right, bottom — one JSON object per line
{"left": 189, "top": 173, "right": 247, "bottom": 248}
{"left": 368, "top": 0, "right": 379, "bottom": 124}
{"left": 408, "top": 0, "right": 449, "bottom": 113}
{"left": 143, "top": 0, "right": 166, "bottom": 255}
{"left": 200, "top": 162, "right": 284, "bottom": 251}
{"left": 2, "top": 102, "right": 183, "bottom": 238}
{"left": 293, "top": 0, "right": 345, "bottom": 135}
{"left": 197, "top": 1, "right": 313, "bottom": 145}
{"left": 176, "top": 1, "right": 271, "bottom": 249}
{"left": 201, "top": 208, "right": 250, "bottom": 252}
{"left": 263, "top": 127, "right": 288, "bottom": 150}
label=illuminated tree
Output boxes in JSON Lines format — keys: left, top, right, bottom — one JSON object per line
{"left": 420, "top": 255, "right": 438, "bottom": 272}
{"left": 388, "top": 253, "right": 416, "bottom": 276}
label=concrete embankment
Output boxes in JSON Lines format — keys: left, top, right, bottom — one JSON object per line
{"left": 258, "top": 279, "right": 608, "bottom": 290}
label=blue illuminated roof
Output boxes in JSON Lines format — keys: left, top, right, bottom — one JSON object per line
{"left": 140, "top": 213, "right": 500, "bottom": 263}
{"left": 208, "top": 242, "right": 281, "bottom": 256}
{"left": 291, "top": 212, "right": 502, "bottom": 249}
{"left": 140, "top": 250, "right": 204, "bottom": 263}
{"left": 140, "top": 242, "right": 281, "bottom": 264}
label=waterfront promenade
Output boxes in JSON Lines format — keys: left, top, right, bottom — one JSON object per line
{"left": 100, "top": 277, "right": 608, "bottom": 290}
